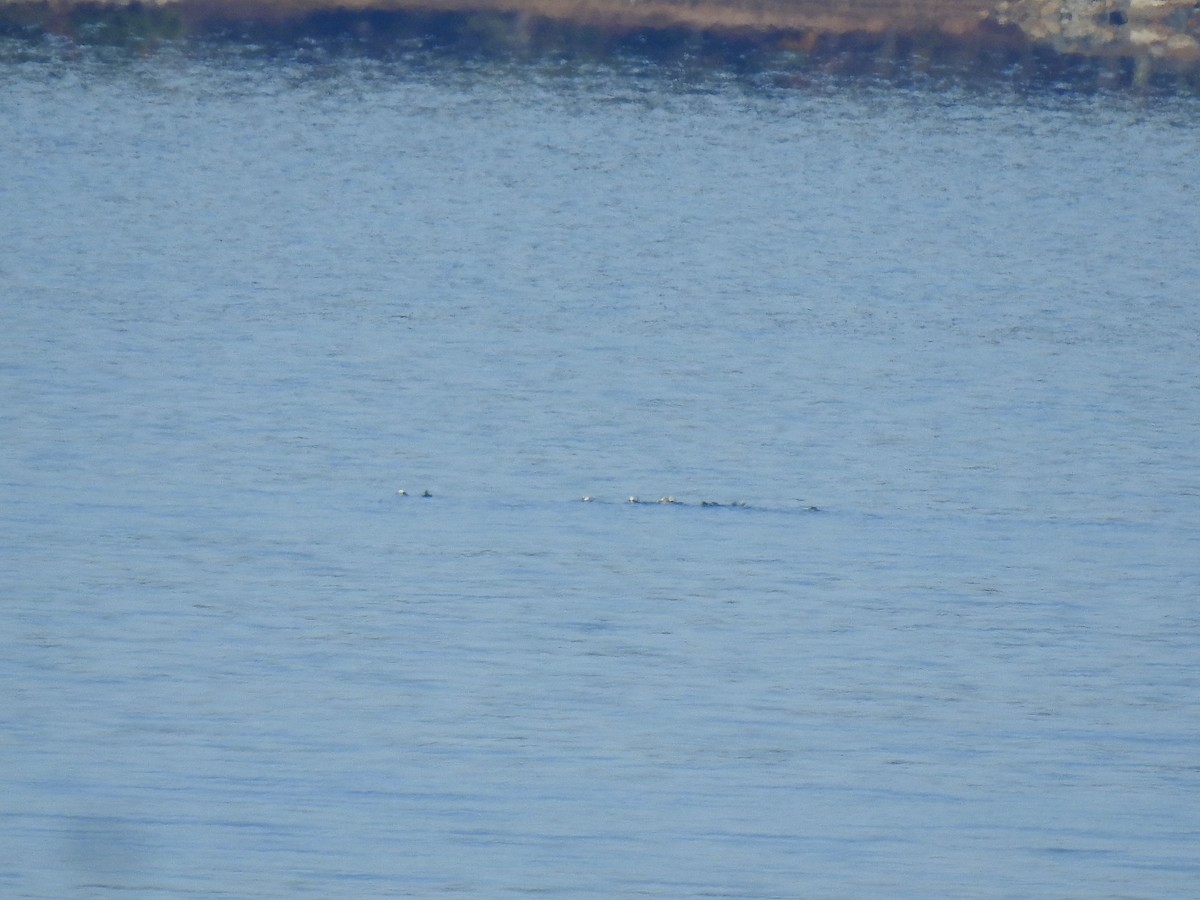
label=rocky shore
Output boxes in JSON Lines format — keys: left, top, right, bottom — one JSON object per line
{"left": 3, "top": 0, "right": 1199, "bottom": 83}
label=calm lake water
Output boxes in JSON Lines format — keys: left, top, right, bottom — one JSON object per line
{"left": 2, "top": 37, "right": 1199, "bottom": 897}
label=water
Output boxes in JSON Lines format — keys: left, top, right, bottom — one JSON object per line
{"left": 2, "top": 41, "right": 1199, "bottom": 897}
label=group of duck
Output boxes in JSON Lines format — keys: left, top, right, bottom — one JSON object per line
{"left": 583, "top": 496, "right": 749, "bottom": 507}
{"left": 397, "top": 489, "right": 742, "bottom": 506}
{"left": 397, "top": 489, "right": 818, "bottom": 511}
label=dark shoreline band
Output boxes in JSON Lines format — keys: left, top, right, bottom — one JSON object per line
{"left": 4, "top": 0, "right": 1198, "bottom": 85}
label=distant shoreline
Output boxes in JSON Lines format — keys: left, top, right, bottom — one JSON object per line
{"left": 3, "top": 0, "right": 1199, "bottom": 83}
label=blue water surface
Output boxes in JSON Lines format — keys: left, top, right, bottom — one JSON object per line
{"left": 2, "top": 43, "right": 1199, "bottom": 897}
